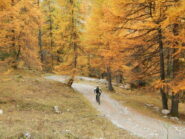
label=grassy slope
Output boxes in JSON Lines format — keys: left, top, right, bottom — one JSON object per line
{"left": 0, "top": 70, "right": 137, "bottom": 139}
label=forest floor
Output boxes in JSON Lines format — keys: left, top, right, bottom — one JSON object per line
{"left": 46, "top": 75, "right": 185, "bottom": 139}
{"left": 0, "top": 70, "right": 136, "bottom": 139}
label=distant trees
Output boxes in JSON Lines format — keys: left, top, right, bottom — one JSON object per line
{"left": 37, "top": 0, "right": 43, "bottom": 63}
{"left": 55, "top": 0, "right": 89, "bottom": 86}
{"left": 41, "top": 0, "right": 62, "bottom": 71}
{"left": 84, "top": 0, "right": 128, "bottom": 91}
{"left": 0, "top": 0, "right": 41, "bottom": 69}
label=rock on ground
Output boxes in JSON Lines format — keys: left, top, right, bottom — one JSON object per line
{"left": 120, "top": 83, "right": 131, "bottom": 90}
{"left": 161, "top": 109, "right": 170, "bottom": 115}
{"left": 23, "top": 132, "right": 31, "bottom": 139}
{"left": 53, "top": 106, "right": 61, "bottom": 114}
{"left": 0, "top": 109, "right": 3, "bottom": 115}
{"left": 170, "top": 117, "right": 179, "bottom": 121}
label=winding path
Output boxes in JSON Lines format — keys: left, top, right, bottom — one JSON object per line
{"left": 45, "top": 75, "right": 185, "bottom": 139}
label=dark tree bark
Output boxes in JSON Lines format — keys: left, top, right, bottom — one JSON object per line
{"left": 11, "top": 0, "right": 16, "bottom": 56}
{"left": 148, "top": 2, "right": 168, "bottom": 109}
{"left": 16, "top": 45, "right": 21, "bottom": 61}
{"left": 170, "top": 23, "right": 180, "bottom": 117}
{"left": 170, "top": 49, "right": 179, "bottom": 117}
{"left": 67, "top": 0, "right": 78, "bottom": 88}
{"left": 67, "top": 78, "right": 74, "bottom": 87}
{"left": 116, "top": 74, "right": 123, "bottom": 84}
{"left": 171, "top": 93, "right": 179, "bottom": 117}
{"left": 87, "top": 55, "right": 91, "bottom": 76}
{"left": 107, "top": 67, "right": 114, "bottom": 91}
{"left": 38, "top": 29, "right": 44, "bottom": 62}
{"left": 37, "top": 0, "right": 44, "bottom": 63}
{"left": 73, "top": 39, "right": 78, "bottom": 69}
{"left": 48, "top": 0, "right": 54, "bottom": 69}
{"left": 158, "top": 28, "right": 168, "bottom": 109}
{"left": 115, "top": 71, "right": 123, "bottom": 84}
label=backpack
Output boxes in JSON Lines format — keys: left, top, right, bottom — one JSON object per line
{"left": 95, "top": 87, "right": 100, "bottom": 94}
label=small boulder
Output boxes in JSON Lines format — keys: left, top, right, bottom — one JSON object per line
{"left": 23, "top": 132, "right": 31, "bottom": 139}
{"left": 170, "top": 117, "right": 179, "bottom": 121}
{"left": 145, "top": 103, "right": 154, "bottom": 107}
{"left": 120, "top": 83, "right": 131, "bottom": 90}
{"left": 153, "top": 106, "right": 160, "bottom": 112}
{"left": 99, "top": 79, "right": 107, "bottom": 84}
{"left": 120, "top": 85, "right": 124, "bottom": 88}
{"left": 163, "top": 115, "right": 168, "bottom": 118}
{"left": 53, "top": 106, "right": 61, "bottom": 114}
{"left": 0, "top": 109, "right": 3, "bottom": 115}
{"left": 161, "top": 109, "right": 170, "bottom": 115}
{"left": 125, "top": 84, "right": 131, "bottom": 90}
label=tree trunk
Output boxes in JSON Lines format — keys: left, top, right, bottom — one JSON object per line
{"left": 16, "top": 45, "right": 21, "bottom": 61}
{"left": 71, "top": 0, "right": 77, "bottom": 84}
{"left": 38, "top": 29, "right": 44, "bottom": 62}
{"left": 107, "top": 67, "right": 114, "bottom": 91}
{"left": 67, "top": 0, "right": 77, "bottom": 87}
{"left": 48, "top": 0, "right": 54, "bottom": 69}
{"left": 170, "top": 23, "right": 180, "bottom": 116}
{"left": 67, "top": 78, "right": 74, "bottom": 87}
{"left": 11, "top": 0, "right": 16, "bottom": 55}
{"left": 160, "top": 88, "right": 168, "bottom": 109}
{"left": 87, "top": 55, "right": 91, "bottom": 76}
{"left": 158, "top": 27, "right": 168, "bottom": 109}
{"left": 170, "top": 93, "right": 179, "bottom": 117}
{"left": 116, "top": 73, "right": 123, "bottom": 84}
{"left": 38, "top": 0, "right": 44, "bottom": 63}
{"left": 73, "top": 42, "right": 77, "bottom": 69}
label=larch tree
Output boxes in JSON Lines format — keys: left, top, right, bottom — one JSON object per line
{"left": 55, "top": 0, "right": 88, "bottom": 87}
{"left": 111, "top": 0, "right": 171, "bottom": 109}
{"left": 140, "top": 0, "right": 185, "bottom": 116}
{"left": 37, "top": 0, "right": 44, "bottom": 63}
{"left": 160, "top": 0, "right": 185, "bottom": 116}
{"left": 84, "top": 0, "right": 130, "bottom": 91}
{"left": 115, "top": 0, "right": 185, "bottom": 116}
{"left": 41, "top": 0, "right": 60, "bottom": 70}
{"left": 0, "top": 0, "right": 41, "bottom": 69}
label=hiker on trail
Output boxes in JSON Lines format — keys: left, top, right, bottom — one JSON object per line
{"left": 94, "top": 86, "right": 102, "bottom": 105}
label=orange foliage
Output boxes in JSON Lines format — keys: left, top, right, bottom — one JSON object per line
{"left": 0, "top": 0, "right": 42, "bottom": 69}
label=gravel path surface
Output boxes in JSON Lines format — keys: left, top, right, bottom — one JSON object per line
{"left": 46, "top": 75, "right": 185, "bottom": 139}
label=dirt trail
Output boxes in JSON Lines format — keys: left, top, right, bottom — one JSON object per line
{"left": 46, "top": 75, "right": 185, "bottom": 139}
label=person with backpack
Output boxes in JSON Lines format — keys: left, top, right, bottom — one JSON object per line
{"left": 94, "top": 86, "right": 102, "bottom": 105}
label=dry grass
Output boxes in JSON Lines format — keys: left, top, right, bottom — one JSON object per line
{"left": 0, "top": 70, "right": 138, "bottom": 139}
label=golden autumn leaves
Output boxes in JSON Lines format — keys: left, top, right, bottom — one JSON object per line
{"left": 0, "top": 0, "right": 42, "bottom": 69}
{"left": 84, "top": 0, "right": 185, "bottom": 114}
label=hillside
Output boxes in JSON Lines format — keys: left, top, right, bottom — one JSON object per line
{"left": 0, "top": 70, "right": 137, "bottom": 139}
